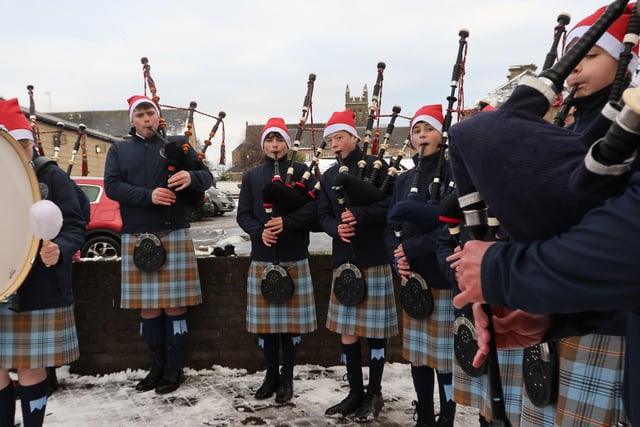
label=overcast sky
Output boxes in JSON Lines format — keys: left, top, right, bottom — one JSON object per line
{"left": 3, "top": 0, "right": 609, "bottom": 165}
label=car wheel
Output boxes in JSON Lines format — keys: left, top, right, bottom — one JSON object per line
{"left": 81, "top": 236, "right": 121, "bottom": 258}
{"left": 186, "top": 206, "right": 202, "bottom": 222}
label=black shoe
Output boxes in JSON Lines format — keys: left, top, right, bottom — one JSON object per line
{"left": 254, "top": 374, "right": 279, "bottom": 400}
{"left": 325, "top": 390, "right": 364, "bottom": 416}
{"left": 435, "top": 414, "right": 454, "bottom": 427}
{"left": 155, "top": 368, "right": 184, "bottom": 394}
{"left": 354, "top": 390, "right": 384, "bottom": 422}
{"left": 275, "top": 380, "right": 293, "bottom": 403}
{"left": 136, "top": 366, "right": 164, "bottom": 392}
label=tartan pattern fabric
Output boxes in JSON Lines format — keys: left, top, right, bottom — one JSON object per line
{"left": 0, "top": 304, "right": 79, "bottom": 369}
{"left": 402, "top": 288, "right": 454, "bottom": 371}
{"left": 325, "top": 264, "right": 399, "bottom": 339}
{"left": 246, "top": 259, "right": 317, "bottom": 334}
{"left": 521, "top": 334, "right": 628, "bottom": 426}
{"left": 453, "top": 348, "right": 524, "bottom": 426}
{"left": 555, "top": 334, "right": 628, "bottom": 426}
{"left": 121, "top": 229, "right": 202, "bottom": 309}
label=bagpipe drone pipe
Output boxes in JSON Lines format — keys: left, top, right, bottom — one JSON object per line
{"left": 139, "top": 57, "right": 223, "bottom": 208}
{"left": 261, "top": 73, "right": 321, "bottom": 217}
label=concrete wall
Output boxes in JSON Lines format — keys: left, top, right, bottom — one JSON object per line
{"left": 71, "top": 255, "right": 404, "bottom": 375}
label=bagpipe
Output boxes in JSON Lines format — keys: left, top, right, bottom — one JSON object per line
{"left": 447, "top": 1, "right": 639, "bottom": 423}
{"left": 385, "top": 29, "right": 469, "bottom": 321}
{"left": 139, "top": 57, "right": 224, "bottom": 207}
{"left": 333, "top": 62, "right": 404, "bottom": 207}
{"left": 260, "top": 74, "right": 320, "bottom": 305}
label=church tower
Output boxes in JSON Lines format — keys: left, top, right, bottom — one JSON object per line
{"left": 345, "top": 84, "right": 369, "bottom": 127}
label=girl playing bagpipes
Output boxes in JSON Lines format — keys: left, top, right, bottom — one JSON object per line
{"left": 236, "top": 117, "right": 318, "bottom": 404}
{"left": 384, "top": 105, "right": 457, "bottom": 427}
{"left": 317, "top": 109, "right": 398, "bottom": 422}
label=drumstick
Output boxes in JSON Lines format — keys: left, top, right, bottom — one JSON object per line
{"left": 29, "top": 200, "right": 63, "bottom": 267}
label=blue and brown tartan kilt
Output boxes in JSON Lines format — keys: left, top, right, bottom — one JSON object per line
{"left": 121, "top": 229, "right": 202, "bottom": 309}
{"left": 453, "top": 348, "right": 524, "bottom": 426}
{"left": 0, "top": 304, "right": 79, "bottom": 369}
{"left": 326, "top": 264, "right": 399, "bottom": 339}
{"left": 402, "top": 288, "right": 454, "bottom": 371}
{"left": 246, "top": 259, "right": 317, "bottom": 334}
{"left": 554, "top": 334, "right": 628, "bottom": 426}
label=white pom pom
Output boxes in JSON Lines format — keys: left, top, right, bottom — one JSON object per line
{"left": 30, "top": 200, "right": 63, "bottom": 240}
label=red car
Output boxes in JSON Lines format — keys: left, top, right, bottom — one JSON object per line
{"left": 72, "top": 177, "right": 122, "bottom": 258}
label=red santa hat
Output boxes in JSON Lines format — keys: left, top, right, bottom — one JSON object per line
{"left": 0, "top": 98, "right": 33, "bottom": 141}
{"left": 323, "top": 109, "right": 360, "bottom": 140}
{"left": 127, "top": 95, "right": 160, "bottom": 122}
{"left": 410, "top": 104, "right": 444, "bottom": 143}
{"left": 565, "top": 3, "right": 639, "bottom": 74}
{"left": 260, "top": 117, "right": 291, "bottom": 148}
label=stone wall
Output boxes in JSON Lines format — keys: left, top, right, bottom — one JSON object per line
{"left": 71, "top": 255, "right": 404, "bottom": 375}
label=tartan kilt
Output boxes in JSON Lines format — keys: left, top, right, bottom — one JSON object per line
{"left": 402, "top": 288, "right": 454, "bottom": 371}
{"left": 246, "top": 259, "right": 317, "bottom": 334}
{"left": 554, "top": 334, "right": 628, "bottom": 426}
{"left": 0, "top": 304, "right": 79, "bottom": 369}
{"left": 326, "top": 264, "right": 399, "bottom": 339}
{"left": 121, "top": 229, "right": 202, "bottom": 309}
{"left": 453, "top": 348, "right": 524, "bottom": 426}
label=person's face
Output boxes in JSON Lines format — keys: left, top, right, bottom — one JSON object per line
{"left": 566, "top": 45, "right": 618, "bottom": 98}
{"left": 131, "top": 105, "right": 159, "bottom": 138}
{"left": 262, "top": 132, "right": 289, "bottom": 160}
{"left": 325, "top": 130, "right": 358, "bottom": 159}
{"left": 19, "top": 139, "right": 35, "bottom": 160}
{"left": 411, "top": 122, "right": 442, "bottom": 156}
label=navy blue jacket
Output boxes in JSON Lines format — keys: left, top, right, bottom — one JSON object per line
{"left": 481, "top": 172, "right": 640, "bottom": 423}
{"left": 236, "top": 156, "right": 317, "bottom": 262}
{"left": 104, "top": 131, "right": 213, "bottom": 233}
{"left": 385, "top": 152, "right": 451, "bottom": 289}
{"left": 318, "top": 146, "right": 391, "bottom": 269}
{"left": 18, "top": 163, "right": 87, "bottom": 311}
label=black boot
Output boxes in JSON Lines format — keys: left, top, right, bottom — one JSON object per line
{"left": 354, "top": 387, "right": 384, "bottom": 422}
{"left": 0, "top": 382, "right": 15, "bottom": 427}
{"left": 255, "top": 334, "right": 279, "bottom": 400}
{"left": 18, "top": 378, "right": 49, "bottom": 427}
{"left": 412, "top": 365, "right": 436, "bottom": 426}
{"left": 137, "top": 316, "right": 165, "bottom": 392}
{"left": 156, "top": 313, "right": 188, "bottom": 394}
{"left": 435, "top": 371, "right": 456, "bottom": 427}
{"left": 275, "top": 334, "right": 299, "bottom": 403}
{"left": 353, "top": 338, "right": 386, "bottom": 421}
{"left": 325, "top": 341, "right": 364, "bottom": 416}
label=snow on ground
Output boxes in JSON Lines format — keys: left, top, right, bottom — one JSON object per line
{"left": 26, "top": 363, "right": 481, "bottom": 426}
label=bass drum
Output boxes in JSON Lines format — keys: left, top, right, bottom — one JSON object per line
{"left": 0, "top": 130, "right": 40, "bottom": 301}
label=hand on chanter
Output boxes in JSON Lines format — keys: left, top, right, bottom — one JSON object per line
{"left": 470, "top": 304, "right": 552, "bottom": 368}
{"left": 448, "top": 240, "right": 496, "bottom": 308}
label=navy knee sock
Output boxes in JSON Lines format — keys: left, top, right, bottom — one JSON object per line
{"left": 0, "top": 382, "right": 15, "bottom": 426}
{"left": 342, "top": 341, "right": 364, "bottom": 394}
{"left": 259, "top": 334, "right": 280, "bottom": 379}
{"left": 18, "top": 379, "right": 48, "bottom": 427}
{"left": 411, "top": 365, "right": 435, "bottom": 421}
{"left": 165, "top": 312, "right": 189, "bottom": 369}
{"left": 140, "top": 315, "right": 165, "bottom": 368}
{"left": 280, "top": 334, "right": 300, "bottom": 382}
{"left": 366, "top": 338, "right": 386, "bottom": 394}
{"left": 436, "top": 371, "right": 456, "bottom": 418}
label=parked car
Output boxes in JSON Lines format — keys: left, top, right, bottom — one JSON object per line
{"left": 72, "top": 177, "right": 122, "bottom": 258}
{"left": 185, "top": 186, "right": 235, "bottom": 221}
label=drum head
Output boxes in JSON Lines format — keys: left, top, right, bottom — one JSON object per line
{"left": 0, "top": 130, "right": 40, "bottom": 300}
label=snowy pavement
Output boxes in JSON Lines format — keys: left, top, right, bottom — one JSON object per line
{"left": 30, "top": 363, "right": 480, "bottom": 426}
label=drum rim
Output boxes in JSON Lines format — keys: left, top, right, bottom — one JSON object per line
{"left": 1, "top": 129, "right": 40, "bottom": 301}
